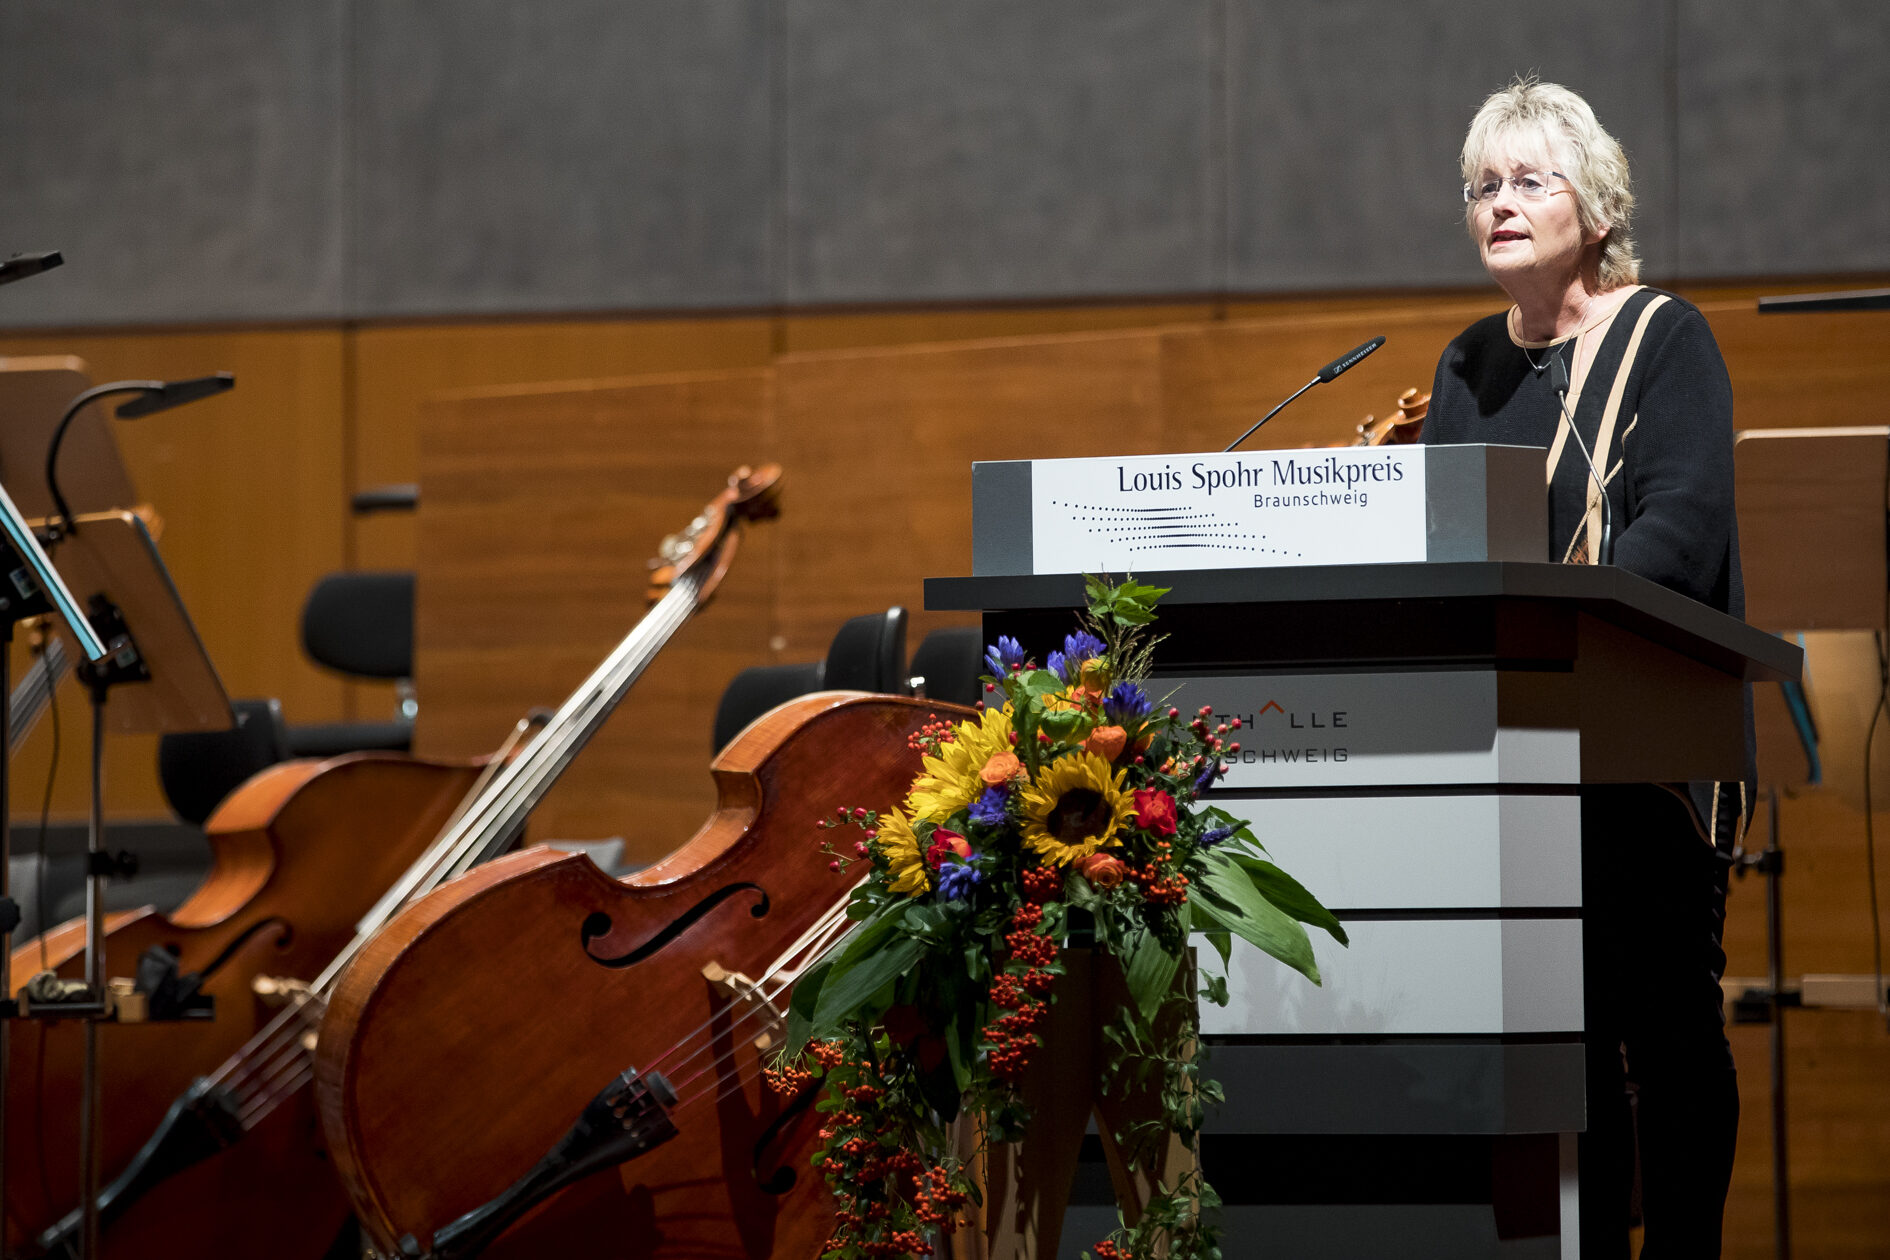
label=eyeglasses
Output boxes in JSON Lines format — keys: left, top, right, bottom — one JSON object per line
{"left": 1463, "top": 171, "right": 1570, "bottom": 205}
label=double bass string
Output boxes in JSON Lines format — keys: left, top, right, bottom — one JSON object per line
{"left": 208, "top": 568, "right": 717, "bottom": 1136}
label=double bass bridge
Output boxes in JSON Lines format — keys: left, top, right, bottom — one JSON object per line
{"left": 700, "top": 961, "right": 785, "bottom": 1051}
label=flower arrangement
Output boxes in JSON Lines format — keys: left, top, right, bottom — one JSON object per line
{"left": 772, "top": 577, "right": 1345, "bottom": 1260}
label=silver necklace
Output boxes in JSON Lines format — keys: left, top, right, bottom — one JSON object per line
{"left": 1518, "top": 290, "right": 1596, "bottom": 377}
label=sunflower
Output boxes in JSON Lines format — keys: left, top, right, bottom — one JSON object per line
{"left": 907, "top": 704, "right": 1016, "bottom": 824}
{"left": 1018, "top": 752, "right": 1134, "bottom": 866}
{"left": 875, "top": 807, "right": 929, "bottom": 897}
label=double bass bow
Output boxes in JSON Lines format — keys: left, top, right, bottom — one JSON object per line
{"left": 314, "top": 700, "right": 967, "bottom": 1258}
{"left": 6, "top": 465, "right": 781, "bottom": 1260}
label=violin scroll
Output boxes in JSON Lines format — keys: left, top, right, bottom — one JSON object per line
{"left": 1353, "top": 387, "right": 1430, "bottom": 447}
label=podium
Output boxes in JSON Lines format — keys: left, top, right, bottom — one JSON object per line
{"left": 927, "top": 446, "right": 1799, "bottom": 1259}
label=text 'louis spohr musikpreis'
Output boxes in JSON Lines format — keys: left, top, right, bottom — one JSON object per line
{"left": 1115, "top": 453, "right": 1406, "bottom": 509}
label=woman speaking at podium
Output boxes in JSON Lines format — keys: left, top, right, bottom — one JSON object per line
{"left": 1424, "top": 80, "right": 1748, "bottom": 1257}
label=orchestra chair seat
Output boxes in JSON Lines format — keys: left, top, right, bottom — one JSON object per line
{"left": 712, "top": 608, "right": 909, "bottom": 753}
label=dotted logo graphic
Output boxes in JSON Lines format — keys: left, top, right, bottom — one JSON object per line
{"left": 1049, "top": 501, "right": 1303, "bottom": 559}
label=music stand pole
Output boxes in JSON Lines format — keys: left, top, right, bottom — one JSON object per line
{"left": 0, "top": 617, "right": 12, "bottom": 1249}
{"left": 0, "top": 494, "right": 105, "bottom": 1257}
{"left": 27, "top": 510, "right": 230, "bottom": 1259}
{"left": 77, "top": 690, "right": 107, "bottom": 1259}
{"left": 1763, "top": 788, "right": 1791, "bottom": 1259}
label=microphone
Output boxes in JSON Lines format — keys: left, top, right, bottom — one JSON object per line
{"left": 1318, "top": 336, "right": 1386, "bottom": 382}
{"left": 0, "top": 251, "right": 63, "bottom": 288}
{"left": 1548, "top": 353, "right": 1613, "bottom": 564}
{"left": 1224, "top": 336, "right": 1386, "bottom": 452}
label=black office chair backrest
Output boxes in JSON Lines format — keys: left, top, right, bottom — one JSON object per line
{"left": 301, "top": 571, "right": 414, "bottom": 680}
{"left": 711, "top": 608, "right": 908, "bottom": 753}
{"left": 908, "top": 625, "right": 985, "bottom": 707}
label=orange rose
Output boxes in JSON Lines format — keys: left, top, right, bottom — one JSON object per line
{"left": 1084, "top": 725, "right": 1127, "bottom": 761}
{"left": 980, "top": 751, "right": 1023, "bottom": 786}
{"left": 1078, "top": 852, "right": 1127, "bottom": 890}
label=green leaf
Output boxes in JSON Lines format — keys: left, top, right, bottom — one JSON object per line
{"left": 1193, "top": 847, "right": 1320, "bottom": 984}
{"left": 1038, "top": 706, "right": 1085, "bottom": 739}
{"left": 808, "top": 932, "right": 926, "bottom": 1036}
{"left": 1123, "top": 931, "right": 1183, "bottom": 1020}
{"left": 1199, "top": 927, "right": 1233, "bottom": 970}
{"left": 1230, "top": 854, "right": 1349, "bottom": 946}
{"left": 781, "top": 959, "right": 831, "bottom": 1058}
{"left": 1194, "top": 805, "right": 1267, "bottom": 854}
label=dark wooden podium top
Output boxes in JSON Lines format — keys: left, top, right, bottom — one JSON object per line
{"left": 925, "top": 561, "right": 1801, "bottom": 684}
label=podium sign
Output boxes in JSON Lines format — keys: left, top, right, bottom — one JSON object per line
{"left": 973, "top": 442, "right": 1547, "bottom": 576}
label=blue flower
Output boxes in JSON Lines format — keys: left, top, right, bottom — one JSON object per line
{"left": 968, "top": 786, "right": 1009, "bottom": 828}
{"left": 984, "top": 635, "right": 1027, "bottom": 678}
{"left": 1199, "top": 825, "right": 1235, "bottom": 848}
{"left": 1046, "top": 650, "right": 1067, "bottom": 682}
{"left": 1194, "top": 758, "right": 1220, "bottom": 794}
{"left": 937, "top": 860, "right": 983, "bottom": 901}
{"left": 1103, "top": 682, "right": 1153, "bottom": 724}
{"left": 1060, "top": 632, "right": 1107, "bottom": 677}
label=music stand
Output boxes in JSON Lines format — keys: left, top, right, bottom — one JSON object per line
{"left": 0, "top": 358, "right": 140, "bottom": 520}
{"left": 0, "top": 474, "right": 110, "bottom": 1260}
{"left": 1732, "top": 424, "right": 1890, "bottom": 1259}
{"left": 10, "top": 508, "right": 231, "bottom": 1259}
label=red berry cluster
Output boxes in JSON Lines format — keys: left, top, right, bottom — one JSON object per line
{"left": 809, "top": 1039, "right": 847, "bottom": 1069}
{"left": 1020, "top": 866, "right": 1061, "bottom": 904}
{"left": 763, "top": 1061, "right": 814, "bottom": 1096}
{"left": 981, "top": 902, "right": 1060, "bottom": 1083}
{"left": 1125, "top": 840, "right": 1190, "bottom": 907}
{"left": 910, "top": 1163, "right": 970, "bottom": 1226}
{"left": 1092, "top": 1241, "right": 1132, "bottom": 1259}
{"left": 813, "top": 1039, "right": 976, "bottom": 1259}
{"left": 816, "top": 808, "right": 883, "bottom": 874}
{"left": 907, "top": 716, "right": 956, "bottom": 755}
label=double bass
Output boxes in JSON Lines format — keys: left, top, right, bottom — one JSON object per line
{"left": 5, "top": 466, "right": 781, "bottom": 1260}
{"left": 314, "top": 701, "right": 967, "bottom": 1257}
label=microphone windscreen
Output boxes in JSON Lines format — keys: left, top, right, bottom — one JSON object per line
{"left": 1549, "top": 353, "right": 1570, "bottom": 395}
{"left": 1316, "top": 336, "right": 1386, "bottom": 383}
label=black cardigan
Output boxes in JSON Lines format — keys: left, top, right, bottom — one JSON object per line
{"left": 1424, "top": 287, "right": 1753, "bottom": 843}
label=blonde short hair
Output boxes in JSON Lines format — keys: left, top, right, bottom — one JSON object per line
{"left": 1461, "top": 78, "right": 1640, "bottom": 289}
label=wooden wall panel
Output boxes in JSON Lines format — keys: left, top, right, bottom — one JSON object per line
{"left": 1158, "top": 299, "right": 1499, "bottom": 451}
{"left": 777, "top": 302, "right": 1216, "bottom": 355}
{"left": 0, "top": 330, "right": 348, "bottom": 822}
{"left": 412, "top": 370, "right": 774, "bottom": 863}
{"left": 349, "top": 317, "right": 775, "bottom": 565}
{"left": 773, "top": 331, "right": 1171, "bottom": 658}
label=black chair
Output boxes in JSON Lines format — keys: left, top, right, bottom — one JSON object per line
{"left": 153, "top": 485, "right": 419, "bottom": 830}
{"left": 284, "top": 484, "right": 421, "bottom": 756}
{"left": 157, "top": 698, "right": 292, "bottom": 826}
{"left": 287, "top": 571, "right": 416, "bottom": 756}
{"left": 907, "top": 625, "right": 985, "bottom": 706}
{"left": 713, "top": 608, "right": 908, "bottom": 753}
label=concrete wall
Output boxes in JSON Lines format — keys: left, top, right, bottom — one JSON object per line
{"left": 1, "top": 0, "right": 1885, "bottom": 327}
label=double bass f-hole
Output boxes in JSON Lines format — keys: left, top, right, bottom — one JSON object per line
{"left": 579, "top": 882, "right": 771, "bottom": 969}
{"left": 750, "top": 1082, "right": 821, "bottom": 1196}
